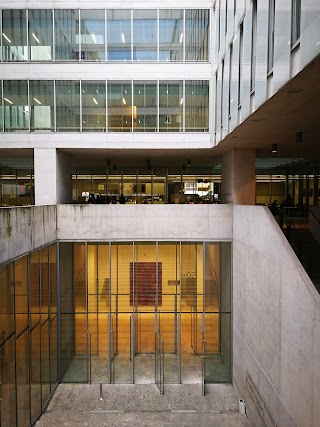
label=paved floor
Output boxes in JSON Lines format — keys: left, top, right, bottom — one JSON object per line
{"left": 36, "top": 383, "right": 252, "bottom": 427}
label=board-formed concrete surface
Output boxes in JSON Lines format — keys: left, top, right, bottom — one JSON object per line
{"left": 36, "top": 383, "right": 252, "bottom": 427}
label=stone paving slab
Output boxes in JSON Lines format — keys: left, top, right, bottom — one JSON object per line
{"left": 36, "top": 384, "right": 253, "bottom": 427}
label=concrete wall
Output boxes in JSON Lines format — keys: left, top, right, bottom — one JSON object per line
{"left": 56, "top": 204, "right": 233, "bottom": 241}
{"left": 0, "top": 205, "right": 56, "bottom": 264}
{"left": 233, "top": 205, "right": 320, "bottom": 427}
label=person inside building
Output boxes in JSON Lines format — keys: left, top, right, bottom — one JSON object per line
{"left": 119, "top": 193, "right": 126, "bottom": 204}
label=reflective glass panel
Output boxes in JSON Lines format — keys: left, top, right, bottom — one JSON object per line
{"left": 185, "top": 80, "right": 209, "bottom": 132}
{"left": 159, "top": 10, "right": 183, "bottom": 62}
{"left": 0, "top": 336, "right": 17, "bottom": 426}
{"left": 56, "top": 81, "right": 80, "bottom": 131}
{"left": 16, "top": 331, "right": 30, "bottom": 427}
{"left": 80, "top": 10, "right": 105, "bottom": 61}
{"left": 3, "top": 80, "right": 29, "bottom": 132}
{"left": 107, "top": 82, "right": 132, "bottom": 132}
{"left": 133, "top": 10, "right": 157, "bottom": 61}
{"left": 0, "top": 263, "right": 15, "bottom": 344}
{"left": 15, "top": 256, "right": 29, "bottom": 336}
{"left": 159, "top": 81, "right": 183, "bottom": 132}
{"left": 2, "top": 10, "right": 27, "bottom": 61}
{"left": 82, "top": 81, "right": 106, "bottom": 132}
{"left": 0, "top": 83, "right": 3, "bottom": 131}
{"left": 133, "top": 81, "right": 157, "bottom": 132}
{"left": 30, "top": 251, "right": 41, "bottom": 328}
{"left": 29, "top": 9, "right": 53, "bottom": 61}
{"left": 54, "top": 9, "right": 79, "bottom": 61}
{"left": 107, "top": 10, "right": 131, "bottom": 61}
{"left": 30, "top": 80, "right": 54, "bottom": 132}
{"left": 185, "top": 9, "right": 209, "bottom": 62}
{"left": 30, "top": 324, "right": 41, "bottom": 423}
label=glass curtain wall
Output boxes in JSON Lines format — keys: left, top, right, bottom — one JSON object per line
{"left": 3, "top": 80, "right": 29, "bottom": 132}
{"left": 54, "top": 10, "right": 79, "bottom": 61}
{"left": 56, "top": 81, "right": 80, "bottom": 131}
{"left": 0, "top": 243, "right": 57, "bottom": 427}
{"left": 28, "top": 10, "right": 53, "bottom": 61}
{"left": 82, "top": 81, "right": 106, "bottom": 131}
{"left": 107, "top": 81, "right": 132, "bottom": 132}
{"left": 58, "top": 241, "right": 231, "bottom": 386}
{"left": 80, "top": 10, "right": 106, "bottom": 61}
{"left": 1, "top": 80, "right": 209, "bottom": 133}
{"left": 30, "top": 80, "right": 54, "bottom": 132}
{"left": 159, "top": 81, "right": 184, "bottom": 132}
{"left": 133, "top": 10, "right": 157, "bottom": 61}
{"left": 159, "top": 10, "right": 184, "bottom": 62}
{"left": 2, "top": 9, "right": 209, "bottom": 62}
{"left": 2, "top": 10, "right": 27, "bottom": 61}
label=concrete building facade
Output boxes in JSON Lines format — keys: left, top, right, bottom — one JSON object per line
{"left": 0, "top": 1, "right": 320, "bottom": 426}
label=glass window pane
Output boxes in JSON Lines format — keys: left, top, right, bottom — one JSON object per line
{"left": 54, "top": 9, "right": 79, "bottom": 61}
{"left": 56, "top": 81, "right": 80, "bottom": 132}
{"left": 107, "top": 10, "right": 131, "bottom": 61}
{"left": 159, "top": 10, "right": 183, "bottom": 62}
{"left": 82, "top": 81, "right": 106, "bottom": 132}
{"left": 0, "top": 263, "right": 15, "bottom": 344}
{"left": 185, "top": 80, "right": 209, "bottom": 132}
{"left": 0, "top": 83, "right": 3, "bottom": 131}
{"left": 2, "top": 10, "right": 28, "bottom": 61}
{"left": 30, "top": 324, "right": 41, "bottom": 422}
{"left": 107, "top": 82, "right": 132, "bottom": 132}
{"left": 30, "top": 251, "right": 41, "bottom": 328}
{"left": 3, "top": 80, "right": 29, "bottom": 132}
{"left": 80, "top": 10, "right": 105, "bottom": 61}
{"left": 0, "top": 336, "right": 17, "bottom": 426}
{"left": 185, "top": 10, "right": 210, "bottom": 62}
{"left": 30, "top": 80, "right": 54, "bottom": 132}
{"left": 16, "top": 169, "right": 34, "bottom": 206}
{"left": 16, "top": 331, "right": 30, "bottom": 427}
{"left": 159, "top": 81, "right": 183, "bottom": 132}
{"left": 15, "top": 256, "right": 29, "bottom": 336}
{"left": 133, "top": 10, "right": 157, "bottom": 61}
{"left": 29, "top": 9, "right": 53, "bottom": 61}
{"left": 133, "top": 81, "right": 157, "bottom": 132}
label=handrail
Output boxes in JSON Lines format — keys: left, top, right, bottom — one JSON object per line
{"left": 308, "top": 206, "right": 320, "bottom": 225}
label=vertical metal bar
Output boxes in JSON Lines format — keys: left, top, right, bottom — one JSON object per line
{"left": 195, "top": 294, "right": 198, "bottom": 355}
{"left": 108, "top": 313, "right": 111, "bottom": 384}
{"left": 131, "top": 314, "right": 134, "bottom": 384}
{"left": 160, "top": 338, "right": 164, "bottom": 394}
{"left": 105, "top": 9, "right": 107, "bottom": 63}
{"left": 89, "top": 333, "right": 92, "bottom": 385}
{"left": 202, "top": 339, "right": 206, "bottom": 395}
{"left": 85, "top": 242, "right": 89, "bottom": 384}
{"left": 219, "top": 243, "right": 222, "bottom": 354}
{"left": 99, "top": 381, "right": 103, "bottom": 400}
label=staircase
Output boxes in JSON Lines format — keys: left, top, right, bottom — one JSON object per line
{"left": 285, "top": 226, "right": 320, "bottom": 294}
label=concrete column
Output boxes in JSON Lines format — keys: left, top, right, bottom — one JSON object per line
{"left": 34, "top": 148, "right": 72, "bottom": 205}
{"left": 221, "top": 149, "right": 256, "bottom": 205}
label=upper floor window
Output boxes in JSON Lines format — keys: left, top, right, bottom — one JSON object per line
{"left": 267, "top": 0, "right": 275, "bottom": 73}
{"left": 1, "top": 8, "right": 210, "bottom": 63}
{"left": 291, "top": 0, "right": 301, "bottom": 46}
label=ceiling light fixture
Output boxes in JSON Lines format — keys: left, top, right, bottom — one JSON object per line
{"left": 2, "top": 33, "right": 11, "bottom": 43}
{"left": 121, "top": 33, "right": 125, "bottom": 43}
{"left": 4, "top": 97, "right": 13, "bottom": 104}
{"left": 33, "top": 97, "right": 41, "bottom": 105}
{"left": 93, "top": 97, "right": 98, "bottom": 104}
{"left": 179, "top": 33, "right": 184, "bottom": 43}
{"left": 32, "top": 33, "right": 40, "bottom": 43}
{"left": 272, "top": 143, "right": 278, "bottom": 153}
